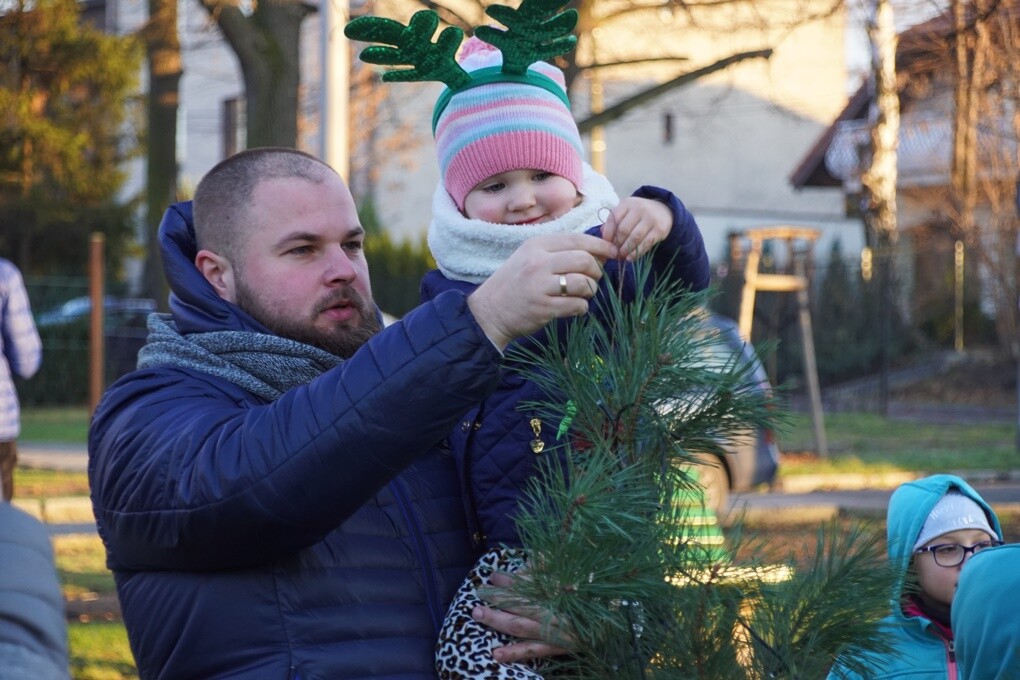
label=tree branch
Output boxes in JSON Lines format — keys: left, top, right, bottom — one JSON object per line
{"left": 576, "top": 48, "right": 772, "bottom": 132}
{"left": 586, "top": 56, "right": 691, "bottom": 70}
{"left": 417, "top": 0, "right": 476, "bottom": 31}
{"left": 197, "top": 0, "right": 257, "bottom": 65}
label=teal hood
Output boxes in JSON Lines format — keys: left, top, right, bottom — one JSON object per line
{"left": 952, "top": 544, "right": 1020, "bottom": 679}
{"left": 885, "top": 474, "right": 1002, "bottom": 618}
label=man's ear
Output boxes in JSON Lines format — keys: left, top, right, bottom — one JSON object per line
{"left": 195, "top": 249, "right": 236, "bottom": 302}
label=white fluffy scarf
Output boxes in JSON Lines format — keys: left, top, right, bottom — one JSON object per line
{"left": 428, "top": 164, "right": 619, "bottom": 284}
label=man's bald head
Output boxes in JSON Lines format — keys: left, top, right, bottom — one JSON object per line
{"left": 193, "top": 147, "right": 337, "bottom": 262}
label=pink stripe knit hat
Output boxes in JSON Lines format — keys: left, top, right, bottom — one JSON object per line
{"left": 433, "top": 37, "right": 584, "bottom": 211}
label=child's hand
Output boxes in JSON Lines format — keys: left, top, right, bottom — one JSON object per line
{"left": 601, "top": 197, "right": 673, "bottom": 261}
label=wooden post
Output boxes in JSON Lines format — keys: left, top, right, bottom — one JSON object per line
{"left": 733, "top": 227, "right": 828, "bottom": 457}
{"left": 89, "top": 233, "right": 105, "bottom": 416}
{"left": 793, "top": 248, "right": 828, "bottom": 458}
{"left": 737, "top": 238, "right": 761, "bottom": 342}
{"left": 954, "top": 240, "right": 965, "bottom": 352}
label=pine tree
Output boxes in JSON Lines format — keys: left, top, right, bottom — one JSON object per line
{"left": 498, "top": 257, "right": 899, "bottom": 679}
{"left": 0, "top": 0, "right": 141, "bottom": 275}
{"left": 0, "top": 0, "right": 140, "bottom": 274}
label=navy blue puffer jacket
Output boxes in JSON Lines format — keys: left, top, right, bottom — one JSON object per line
{"left": 89, "top": 202, "right": 496, "bottom": 679}
{"left": 421, "top": 187, "right": 710, "bottom": 549}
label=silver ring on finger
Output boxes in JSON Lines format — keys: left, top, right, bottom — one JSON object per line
{"left": 558, "top": 274, "right": 568, "bottom": 297}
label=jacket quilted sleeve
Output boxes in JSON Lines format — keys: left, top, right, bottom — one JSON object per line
{"left": 89, "top": 291, "right": 502, "bottom": 572}
{"left": 0, "top": 504, "right": 69, "bottom": 680}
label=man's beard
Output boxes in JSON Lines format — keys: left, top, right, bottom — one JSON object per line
{"left": 235, "top": 280, "right": 381, "bottom": 359}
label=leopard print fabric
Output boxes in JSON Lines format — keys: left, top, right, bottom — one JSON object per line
{"left": 436, "top": 547, "right": 549, "bottom": 679}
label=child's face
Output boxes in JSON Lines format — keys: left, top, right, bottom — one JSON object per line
{"left": 913, "top": 528, "right": 997, "bottom": 607}
{"left": 463, "top": 169, "right": 580, "bottom": 225}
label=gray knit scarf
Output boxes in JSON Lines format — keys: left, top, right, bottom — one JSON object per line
{"left": 137, "top": 313, "right": 343, "bottom": 401}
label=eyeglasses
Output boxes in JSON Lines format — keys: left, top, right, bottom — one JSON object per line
{"left": 914, "top": 540, "right": 1004, "bottom": 567}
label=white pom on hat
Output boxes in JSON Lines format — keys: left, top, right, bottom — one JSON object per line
{"left": 913, "top": 490, "right": 995, "bottom": 551}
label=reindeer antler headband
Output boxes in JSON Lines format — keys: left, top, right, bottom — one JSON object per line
{"left": 343, "top": 0, "right": 579, "bottom": 133}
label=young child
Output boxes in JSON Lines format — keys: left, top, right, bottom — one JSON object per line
{"left": 827, "top": 473, "right": 1003, "bottom": 680}
{"left": 952, "top": 543, "right": 1020, "bottom": 680}
{"left": 420, "top": 37, "right": 710, "bottom": 679}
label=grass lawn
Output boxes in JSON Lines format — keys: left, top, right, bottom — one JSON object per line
{"left": 68, "top": 621, "right": 136, "bottom": 680}
{"left": 21, "top": 406, "right": 90, "bottom": 443}
{"left": 54, "top": 534, "right": 116, "bottom": 599}
{"left": 17, "top": 467, "right": 90, "bottom": 497}
{"left": 53, "top": 534, "right": 136, "bottom": 679}
{"left": 21, "top": 406, "right": 1019, "bottom": 474}
{"left": 777, "top": 411, "right": 1018, "bottom": 475}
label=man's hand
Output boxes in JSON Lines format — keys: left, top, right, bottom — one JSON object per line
{"left": 600, "top": 197, "right": 672, "bottom": 261}
{"left": 468, "top": 233, "right": 618, "bottom": 351}
{"left": 472, "top": 570, "right": 574, "bottom": 663}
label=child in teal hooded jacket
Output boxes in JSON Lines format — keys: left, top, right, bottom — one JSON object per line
{"left": 827, "top": 473, "right": 1003, "bottom": 680}
{"left": 952, "top": 543, "right": 1020, "bottom": 680}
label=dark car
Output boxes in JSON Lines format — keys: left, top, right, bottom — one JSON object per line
{"left": 675, "top": 312, "right": 781, "bottom": 514}
{"left": 34, "top": 296, "right": 157, "bottom": 391}
{"left": 35, "top": 296, "right": 156, "bottom": 328}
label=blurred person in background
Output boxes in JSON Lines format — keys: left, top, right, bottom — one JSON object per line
{"left": 0, "top": 257, "right": 42, "bottom": 502}
{"left": 0, "top": 502, "right": 70, "bottom": 679}
{"left": 827, "top": 473, "right": 1003, "bottom": 679}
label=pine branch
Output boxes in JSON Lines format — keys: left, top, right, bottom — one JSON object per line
{"left": 502, "top": 257, "right": 782, "bottom": 678}
{"left": 499, "top": 254, "right": 889, "bottom": 679}
{"left": 742, "top": 520, "right": 898, "bottom": 679}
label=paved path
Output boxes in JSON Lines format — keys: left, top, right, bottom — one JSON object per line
{"left": 17, "top": 443, "right": 92, "bottom": 534}
{"left": 730, "top": 479, "right": 1020, "bottom": 520}
{"left": 18, "top": 442, "right": 1020, "bottom": 535}
{"left": 19, "top": 442, "right": 88, "bottom": 472}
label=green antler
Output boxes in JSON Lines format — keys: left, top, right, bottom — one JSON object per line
{"left": 344, "top": 10, "right": 472, "bottom": 89}
{"left": 477, "top": 0, "right": 578, "bottom": 75}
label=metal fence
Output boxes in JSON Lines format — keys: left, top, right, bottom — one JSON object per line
{"left": 16, "top": 240, "right": 1010, "bottom": 408}
{"left": 19, "top": 276, "right": 148, "bottom": 407}
{"left": 709, "top": 238, "right": 1007, "bottom": 399}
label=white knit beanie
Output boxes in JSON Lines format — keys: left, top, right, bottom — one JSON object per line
{"left": 913, "top": 490, "right": 995, "bottom": 551}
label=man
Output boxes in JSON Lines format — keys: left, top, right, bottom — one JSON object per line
{"left": 0, "top": 257, "right": 42, "bottom": 501}
{"left": 88, "top": 147, "right": 615, "bottom": 679}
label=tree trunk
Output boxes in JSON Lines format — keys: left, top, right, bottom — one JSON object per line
{"left": 861, "top": 0, "right": 899, "bottom": 248}
{"left": 202, "top": 0, "right": 312, "bottom": 149}
{"left": 143, "top": 0, "right": 181, "bottom": 308}
{"left": 861, "top": 0, "right": 899, "bottom": 416}
{"left": 951, "top": 0, "right": 978, "bottom": 239}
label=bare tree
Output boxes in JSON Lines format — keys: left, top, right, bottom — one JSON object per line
{"left": 861, "top": 0, "right": 899, "bottom": 248}
{"left": 859, "top": 0, "right": 899, "bottom": 413}
{"left": 197, "top": 0, "right": 314, "bottom": 148}
{"left": 948, "top": 0, "right": 1018, "bottom": 357}
{"left": 142, "top": 0, "right": 182, "bottom": 307}
{"left": 899, "top": 0, "right": 1019, "bottom": 358}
